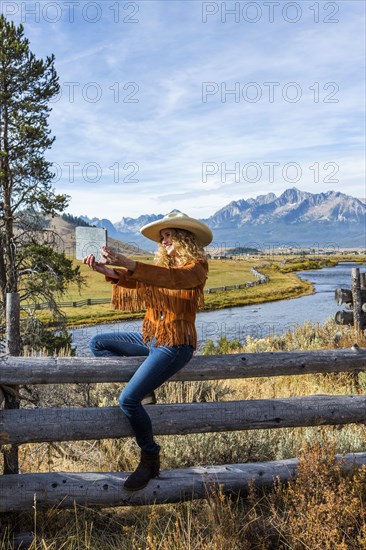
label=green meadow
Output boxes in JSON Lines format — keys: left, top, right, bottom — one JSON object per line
{"left": 31, "top": 255, "right": 348, "bottom": 327}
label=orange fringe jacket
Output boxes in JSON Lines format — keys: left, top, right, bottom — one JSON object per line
{"left": 107, "top": 260, "right": 208, "bottom": 349}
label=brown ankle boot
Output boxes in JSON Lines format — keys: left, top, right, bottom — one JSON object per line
{"left": 124, "top": 450, "right": 160, "bottom": 491}
{"left": 141, "top": 391, "right": 157, "bottom": 406}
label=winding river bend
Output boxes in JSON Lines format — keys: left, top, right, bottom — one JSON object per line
{"left": 71, "top": 262, "right": 365, "bottom": 356}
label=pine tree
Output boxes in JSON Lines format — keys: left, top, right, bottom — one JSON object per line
{"left": 0, "top": 15, "right": 82, "bottom": 356}
{"left": 0, "top": 15, "right": 85, "bottom": 475}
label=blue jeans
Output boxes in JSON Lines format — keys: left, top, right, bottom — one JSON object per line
{"left": 89, "top": 331, "right": 194, "bottom": 452}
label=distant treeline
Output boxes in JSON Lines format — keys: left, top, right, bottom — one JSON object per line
{"left": 62, "top": 213, "right": 91, "bottom": 228}
{"left": 226, "top": 246, "right": 259, "bottom": 255}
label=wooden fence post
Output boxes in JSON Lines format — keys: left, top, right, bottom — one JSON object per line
{"left": 335, "top": 269, "right": 366, "bottom": 336}
{"left": 351, "top": 268, "right": 362, "bottom": 334}
{"left": 2, "top": 293, "right": 22, "bottom": 547}
{"left": 4, "top": 293, "right": 21, "bottom": 475}
{"left": 360, "top": 272, "right": 366, "bottom": 291}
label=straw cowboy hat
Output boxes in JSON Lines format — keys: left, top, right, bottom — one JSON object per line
{"left": 140, "top": 212, "right": 213, "bottom": 246}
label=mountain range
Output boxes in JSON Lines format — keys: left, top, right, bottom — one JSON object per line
{"left": 81, "top": 188, "right": 366, "bottom": 251}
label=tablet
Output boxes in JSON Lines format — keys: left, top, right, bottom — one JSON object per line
{"left": 75, "top": 226, "right": 107, "bottom": 262}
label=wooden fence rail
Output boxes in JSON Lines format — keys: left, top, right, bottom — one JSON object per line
{"left": 2, "top": 453, "right": 366, "bottom": 513}
{"left": 0, "top": 347, "right": 365, "bottom": 514}
{"left": 1, "top": 347, "right": 365, "bottom": 385}
{"left": 1, "top": 395, "right": 366, "bottom": 446}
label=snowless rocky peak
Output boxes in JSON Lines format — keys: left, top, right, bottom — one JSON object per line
{"left": 208, "top": 188, "right": 365, "bottom": 226}
{"left": 80, "top": 188, "right": 366, "bottom": 248}
{"left": 254, "top": 192, "right": 277, "bottom": 205}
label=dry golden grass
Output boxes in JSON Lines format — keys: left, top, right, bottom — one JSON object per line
{"left": 268, "top": 439, "right": 366, "bottom": 549}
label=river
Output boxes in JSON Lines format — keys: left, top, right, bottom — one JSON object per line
{"left": 71, "top": 262, "right": 365, "bottom": 356}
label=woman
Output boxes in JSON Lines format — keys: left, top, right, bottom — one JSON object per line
{"left": 83, "top": 212, "right": 213, "bottom": 491}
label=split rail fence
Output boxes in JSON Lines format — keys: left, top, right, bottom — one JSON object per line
{"left": 335, "top": 267, "right": 366, "bottom": 335}
{"left": 1, "top": 347, "right": 366, "bottom": 512}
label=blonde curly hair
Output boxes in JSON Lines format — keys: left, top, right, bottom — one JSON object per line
{"left": 155, "top": 229, "right": 207, "bottom": 267}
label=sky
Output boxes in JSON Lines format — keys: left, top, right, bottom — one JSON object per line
{"left": 2, "top": 0, "right": 365, "bottom": 222}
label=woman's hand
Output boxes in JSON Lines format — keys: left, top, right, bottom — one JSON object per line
{"left": 82, "top": 254, "right": 119, "bottom": 278}
{"left": 101, "top": 247, "right": 136, "bottom": 272}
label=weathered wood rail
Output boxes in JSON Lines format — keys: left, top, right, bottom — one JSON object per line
{"left": 2, "top": 395, "right": 366, "bottom": 446}
{"left": 0, "top": 347, "right": 366, "bottom": 513}
{"left": 3, "top": 454, "right": 366, "bottom": 512}
{"left": 1, "top": 347, "right": 365, "bottom": 384}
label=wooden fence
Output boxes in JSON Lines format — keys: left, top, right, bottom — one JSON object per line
{"left": 335, "top": 267, "right": 366, "bottom": 334}
{"left": 1, "top": 347, "right": 366, "bottom": 513}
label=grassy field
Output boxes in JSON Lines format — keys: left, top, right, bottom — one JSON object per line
{"left": 35, "top": 256, "right": 320, "bottom": 327}
{"left": 4, "top": 319, "right": 366, "bottom": 549}
{"left": 63, "top": 256, "right": 259, "bottom": 301}
{"left": 30, "top": 253, "right": 366, "bottom": 327}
